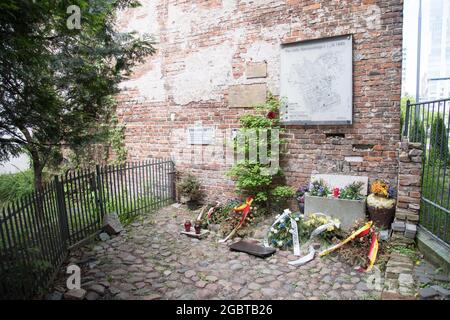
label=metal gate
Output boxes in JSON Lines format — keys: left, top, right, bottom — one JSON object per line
{"left": 403, "top": 98, "right": 450, "bottom": 244}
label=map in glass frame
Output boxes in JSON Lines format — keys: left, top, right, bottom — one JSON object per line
{"left": 280, "top": 35, "right": 353, "bottom": 125}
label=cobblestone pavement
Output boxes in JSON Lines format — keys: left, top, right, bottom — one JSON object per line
{"left": 53, "top": 205, "right": 385, "bottom": 300}
{"left": 415, "top": 259, "right": 450, "bottom": 300}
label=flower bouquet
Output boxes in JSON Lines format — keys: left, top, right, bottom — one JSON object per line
{"left": 266, "top": 211, "right": 340, "bottom": 251}
{"left": 366, "top": 179, "right": 396, "bottom": 229}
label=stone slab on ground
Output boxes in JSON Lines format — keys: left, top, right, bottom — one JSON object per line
{"left": 229, "top": 240, "right": 276, "bottom": 258}
{"left": 103, "top": 212, "right": 124, "bottom": 235}
{"left": 418, "top": 287, "right": 439, "bottom": 299}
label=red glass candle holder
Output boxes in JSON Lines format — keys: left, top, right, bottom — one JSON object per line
{"left": 184, "top": 220, "right": 192, "bottom": 232}
{"left": 194, "top": 221, "right": 201, "bottom": 234}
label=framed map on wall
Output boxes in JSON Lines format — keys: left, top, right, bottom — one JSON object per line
{"left": 279, "top": 35, "right": 353, "bottom": 125}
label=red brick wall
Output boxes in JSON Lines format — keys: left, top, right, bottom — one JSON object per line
{"left": 116, "top": 0, "right": 403, "bottom": 201}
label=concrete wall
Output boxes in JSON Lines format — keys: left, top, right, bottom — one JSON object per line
{"left": 115, "top": 0, "right": 404, "bottom": 201}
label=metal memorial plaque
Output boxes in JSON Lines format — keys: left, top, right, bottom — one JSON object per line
{"left": 280, "top": 35, "right": 353, "bottom": 125}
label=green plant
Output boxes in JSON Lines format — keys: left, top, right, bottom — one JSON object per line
{"left": 308, "top": 179, "right": 330, "bottom": 197}
{"left": 0, "top": 246, "right": 52, "bottom": 299}
{"left": 430, "top": 114, "right": 449, "bottom": 162}
{"left": 177, "top": 174, "right": 201, "bottom": 200}
{"left": 0, "top": 170, "right": 40, "bottom": 207}
{"left": 226, "top": 94, "right": 289, "bottom": 210}
{"left": 270, "top": 186, "right": 296, "bottom": 211}
{"left": 409, "top": 118, "right": 426, "bottom": 144}
{"left": 339, "top": 181, "right": 365, "bottom": 200}
{"left": 271, "top": 186, "right": 296, "bottom": 200}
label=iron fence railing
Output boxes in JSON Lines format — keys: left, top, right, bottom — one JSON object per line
{"left": 0, "top": 159, "right": 175, "bottom": 299}
{"left": 403, "top": 98, "right": 450, "bottom": 244}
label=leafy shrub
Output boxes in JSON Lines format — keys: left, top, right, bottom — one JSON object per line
{"left": 430, "top": 114, "right": 449, "bottom": 162}
{"left": 227, "top": 94, "right": 292, "bottom": 211}
{"left": 177, "top": 174, "right": 201, "bottom": 200}
{"left": 0, "top": 247, "right": 52, "bottom": 299}
{"left": 270, "top": 185, "right": 296, "bottom": 212}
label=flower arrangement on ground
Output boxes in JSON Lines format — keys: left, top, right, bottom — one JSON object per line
{"left": 201, "top": 199, "right": 261, "bottom": 238}
{"left": 367, "top": 179, "right": 396, "bottom": 229}
{"left": 267, "top": 211, "right": 340, "bottom": 250}
{"left": 367, "top": 179, "right": 396, "bottom": 209}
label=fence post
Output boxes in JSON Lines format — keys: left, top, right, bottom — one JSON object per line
{"left": 403, "top": 99, "right": 411, "bottom": 138}
{"left": 95, "top": 165, "right": 106, "bottom": 219}
{"left": 169, "top": 161, "right": 176, "bottom": 201}
{"left": 54, "top": 176, "right": 70, "bottom": 248}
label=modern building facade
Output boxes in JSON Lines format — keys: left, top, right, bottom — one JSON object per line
{"left": 423, "top": 0, "right": 450, "bottom": 101}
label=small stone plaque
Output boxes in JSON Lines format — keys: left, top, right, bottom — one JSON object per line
{"left": 228, "top": 83, "right": 267, "bottom": 108}
{"left": 246, "top": 62, "right": 267, "bottom": 79}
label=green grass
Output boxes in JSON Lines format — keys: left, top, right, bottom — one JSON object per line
{"left": 0, "top": 170, "right": 35, "bottom": 208}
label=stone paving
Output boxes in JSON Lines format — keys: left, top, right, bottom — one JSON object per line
{"left": 52, "top": 204, "right": 386, "bottom": 300}
{"left": 415, "top": 259, "right": 450, "bottom": 300}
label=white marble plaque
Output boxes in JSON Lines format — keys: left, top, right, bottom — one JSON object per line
{"left": 187, "top": 126, "right": 215, "bottom": 145}
{"left": 280, "top": 35, "right": 353, "bottom": 125}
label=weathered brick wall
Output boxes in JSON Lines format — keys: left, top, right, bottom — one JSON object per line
{"left": 391, "top": 139, "right": 422, "bottom": 243}
{"left": 115, "top": 0, "right": 403, "bottom": 201}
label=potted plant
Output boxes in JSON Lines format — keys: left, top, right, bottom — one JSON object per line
{"left": 177, "top": 174, "right": 202, "bottom": 209}
{"left": 366, "top": 179, "right": 396, "bottom": 229}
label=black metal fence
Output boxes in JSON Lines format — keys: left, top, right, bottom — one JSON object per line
{"left": 403, "top": 98, "right": 450, "bottom": 244}
{"left": 0, "top": 159, "right": 175, "bottom": 299}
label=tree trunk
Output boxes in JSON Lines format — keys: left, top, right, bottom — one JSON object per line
{"left": 29, "top": 153, "right": 45, "bottom": 218}
{"left": 30, "top": 151, "right": 44, "bottom": 194}
{"left": 18, "top": 127, "right": 46, "bottom": 218}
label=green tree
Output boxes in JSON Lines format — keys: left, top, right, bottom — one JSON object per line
{"left": 0, "top": 0, "right": 155, "bottom": 191}
{"left": 430, "top": 114, "right": 449, "bottom": 162}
